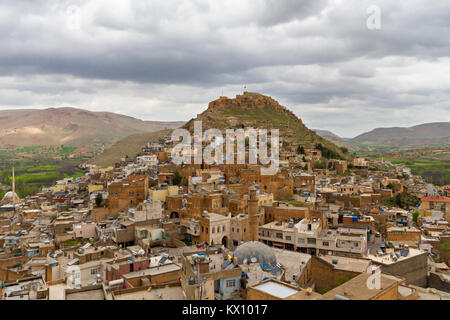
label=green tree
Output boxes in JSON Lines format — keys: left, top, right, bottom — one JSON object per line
{"left": 173, "top": 171, "right": 182, "bottom": 185}
{"left": 95, "top": 193, "right": 103, "bottom": 207}
{"left": 314, "top": 160, "right": 325, "bottom": 169}
{"left": 413, "top": 210, "right": 419, "bottom": 223}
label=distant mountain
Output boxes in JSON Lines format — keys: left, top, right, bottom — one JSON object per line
{"left": 312, "top": 129, "right": 341, "bottom": 139}
{"left": 0, "top": 107, "right": 184, "bottom": 148}
{"left": 352, "top": 122, "right": 450, "bottom": 147}
{"left": 312, "top": 129, "right": 360, "bottom": 151}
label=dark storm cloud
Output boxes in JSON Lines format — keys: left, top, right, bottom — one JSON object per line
{"left": 0, "top": 0, "right": 449, "bottom": 136}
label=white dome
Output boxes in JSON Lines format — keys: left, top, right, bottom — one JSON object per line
{"left": 2, "top": 191, "right": 20, "bottom": 201}
{"left": 234, "top": 241, "right": 277, "bottom": 266}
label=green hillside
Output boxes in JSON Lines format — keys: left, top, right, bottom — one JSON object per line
{"left": 91, "top": 130, "right": 171, "bottom": 167}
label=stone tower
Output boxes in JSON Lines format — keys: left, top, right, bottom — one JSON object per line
{"left": 247, "top": 186, "right": 259, "bottom": 242}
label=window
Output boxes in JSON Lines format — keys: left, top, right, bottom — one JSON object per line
{"left": 226, "top": 280, "right": 236, "bottom": 288}
{"left": 322, "top": 241, "right": 329, "bottom": 247}
{"left": 354, "top": 242, "right": 359, "bottom": 247}
{"left": 201, "top": 226, "right": 204, "bottom": 232}
{"left": 276, "top": 233, "right": 283, "bottom": 239}
{"left": 222, "top": 226, "right": 225, "bottom": 232}
{"left": 298, "top": 238, "right": 305, "bottom": 243}
{"left": 232, "top": 227, "right": 234, "bottom": 232}
{"left": 91, "top": 268, "right": 100, "bottom": 275}
{"left": 212, "top": 227, "right": 215, "bottom": 234}
{"left": 237, "top": 228, "right": 240, "bottom": 232}
{"left": 206, "top": 228, "right": 209, "bottom": 234}
{"left": 285, "top": 236, "right": 291, "bottom": 241}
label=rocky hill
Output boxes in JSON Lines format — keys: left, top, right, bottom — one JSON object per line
{"left": 0, "top": 107, "right": 184, "bottom": 148}
{"left": 183, "top": 92, "right": 351, "bottom": 160}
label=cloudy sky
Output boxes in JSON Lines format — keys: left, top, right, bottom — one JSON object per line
{"left": 1, "top": 0, "right": 449, "bottom": 137}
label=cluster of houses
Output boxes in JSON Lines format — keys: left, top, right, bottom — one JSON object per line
{"left": 0, "top": 135, "right": 449, "bottom": 300}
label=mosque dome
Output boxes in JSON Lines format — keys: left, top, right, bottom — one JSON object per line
{"left": 233, "top": 241, "right": 277, "bottom": 266}
{"left": 2, "top": 191, "right": 20, "bottom": 201}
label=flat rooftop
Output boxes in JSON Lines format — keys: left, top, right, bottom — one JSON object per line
{"left": 273, "top": 247, "right": 311, "bottom": 282}
{"left": 260, "top": 221, "right": 297, "bottom": 232}
{"left": 322, "top": 273, "right": 402, "bottom": 300}
{"left": 387, "top": 226, "right": 420, "bottom": 232}
{"left": 253, "top": 281, "right": 298, "bottom": 299}
{"left": 66, "top": 288, "right": 105, "bottom": 300}
{"left": 368, "top": 248, "right": 425, "bottom": 265}
{"left": 122, "top": 263, "right": 181, "bottom": 279}
{"left": 203, "top": 211, "right": 229, "bottom": 221}
{"left": 319, "top": 255, "right": 371, "bottom": 273}
{"left": 114, "top": 286, "right": 185, "bottom": 300}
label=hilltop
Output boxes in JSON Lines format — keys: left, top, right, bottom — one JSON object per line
{"left": 312, "top": 129, "right": 341, "bottom": 139}
{"left": 352, "top": 122, "right": 450, "bottom": 147}
{"left": 183, "top": 92, "right": 351, "bottom": 159}
{"left": 94, "top": 92, "right": 352, "bottom": 166}
{"left": 0, "top": 107, "right": 184, "bottom": 148}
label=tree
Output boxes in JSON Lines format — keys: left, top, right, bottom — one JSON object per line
{"left": 315, "top": 143, "right": 341, "bottom": 160}
{"left": 413, "top": 210, "right": 419, "bottom": 223}
{"left": 314, "top": 160, "right": 326, "bottom": 169}
{"left": 297, "top": 145, "right": 305, "bottom": 154}
{"left": 95, "top": 193, "right": 103, "bottom": 207}
{"left": 173, "top": 171, "right": 182, "bottom": 185}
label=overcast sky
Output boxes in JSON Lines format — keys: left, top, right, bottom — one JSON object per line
{"left": 1, "top": 0, "right": 449, "bottom": 137}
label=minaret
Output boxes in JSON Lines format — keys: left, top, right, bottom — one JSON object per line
{"left": 12, "top": 167, "right": 16, "bottom": 204}
{"left": 247, "top": 186, "right": 259, "bottom": 242}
